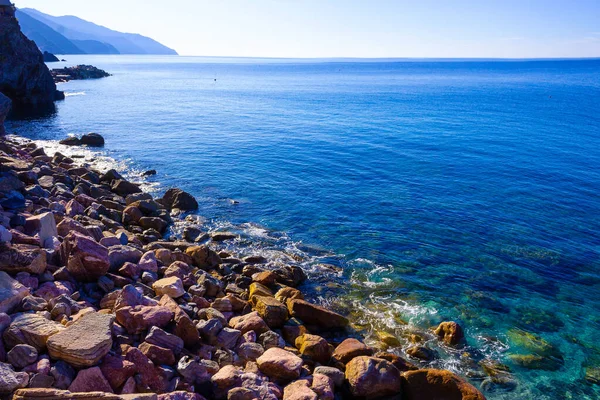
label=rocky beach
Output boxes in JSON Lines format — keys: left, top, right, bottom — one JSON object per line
{"left": 0, "top": 134, "right": 489, "bottom": 399}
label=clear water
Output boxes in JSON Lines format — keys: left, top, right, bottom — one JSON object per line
{"left": 7, "top": 56, "right": 600, "bottom": 399}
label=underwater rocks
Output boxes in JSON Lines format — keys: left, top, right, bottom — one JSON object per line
{"left": 402, "top": 369, "right": 487, "bottom": 400}
{"left": 0, "top": 136, "right": 490, "bottom": 400}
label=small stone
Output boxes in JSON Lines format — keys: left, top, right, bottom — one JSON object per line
{"left": 28, "top": 373, "right": 55, "bottom": 388}
{"left": 237, "top": 342, "right": 265, "bottom": 362}
{"left": 283, "top": 380, "right": 317, "bottom": 400}
{"left": 312, "top": 374, "right": 334, "bottom": 400}
{"left": 50, "top": 361, "right": 75, "bottom": 390}
{"left": 139, "top": 341, "right": 176, "bottom": 365}
{"left": 211, "top": 364, "right": 242, "bottom": 390}
{"left": 153, "top": 277, "right": 185, "bottom": 298}
{"left": 115, "top": 305, "right": 174, "bottom": 334}
{"left": 7, "top": 345, "right": 38, "bottom": 369}
{"left": 216, "top": 328, "right": 241, "bottom": 350}
{"left": 146, "top": 326, "right": 184, "bottom": 355}
{"left": 99, "top": 354, "right": 135, "bottom": 391}
{"left": 229, "top": 311, "right": 269, "bottom": 335}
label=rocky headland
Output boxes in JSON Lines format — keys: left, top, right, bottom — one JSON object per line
{"left": 50, "top": 65, "right": 111, "bottom": 84}
{"left": 0, "top": 12, "right": 63, "bottom": 115}
{"left": 0, "top": 134, "right": 490, "bottom": 400}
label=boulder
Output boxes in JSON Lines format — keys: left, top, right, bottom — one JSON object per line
{"left": 47, "top": 312, "right": 113, "bottom": 368}
{"left": 229, "top": 311, "right": 269, "bottom": 335}
{"left": 434, "top": 321, "right": 465, "bottom": 346}
{"left": 145, "top": 326, "right": 184, "bottom": 355}
{"left": 401, "top": 369, "right": 487, "bottom": 400}
{"left": 345, "top": 356, "right": 402, "bottom": 398}
{"left": 0, "top": 362, "right": 29, "bottom": 394}
{"left": 283, "top": 380, "right": 317, "bottom": 400}
{"left": 287, "top": 299, "right": 348, "bottom": 329}
{"left": 68, "top": 367, "right": 113, "bottom": 393}
{"left": 295, "top": 334, "right": 332, "bottom": 363}
{"left": 332, "top": 338, "right": 373, "bottom": 364}
{"left": 0, "top": 271, "right": 30, "bottom": 314}
{"left": 80, "top": 133, "right": 105, "bottom": 147}
{"left": 0, "top": 245, "right": 47, "bottom": 275}
{"left": 60, "top": 232, "right": 109, "bottom": 281}
{"left": 3, "top": 313, "right": 64, "bottom": 351}
{"left": 185, "top": 245, "right": 221, "bottom": 270}
{"left": 111, "top": 180, "right": 142, "bottom": 196}
{"left": 59, "top": 137, "right": 81, "bottom": 146}
{"left": 257, "top": 347, "right": 303, "bottom": 382}
{"left": 7, "top": 344, "right": 38, "bottom": 369}
{"left": 153, "top": 277, "right": 185, "bottom": 298}
{"left": 251, "top": 295, "right": 288, "bottom": 328}
{"left": 158, "top": 295, "right": 200, "bottom": 347}
{"left": 161, "top": 188, "right": 198, "bottom": 211}
{"left": 115, "top": 305, "right": 173, "bottom": 334}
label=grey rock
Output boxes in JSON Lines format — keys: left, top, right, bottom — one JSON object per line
{"left": 7, "top": 344, "right": 38, "bottom": 368}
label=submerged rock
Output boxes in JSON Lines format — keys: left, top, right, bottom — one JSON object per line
{"left": 434, "top": 321, "right": 465, "bottom": 346}
{"left": 402, "top": 369, "right": 487, "bottom": 400}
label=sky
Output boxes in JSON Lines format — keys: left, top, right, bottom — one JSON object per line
{"left": 12, "top": 0, "right": 600, "bottom": 58}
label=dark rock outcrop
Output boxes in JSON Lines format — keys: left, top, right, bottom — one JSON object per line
{"left": 0, "top": 93, "right": 10, "bottom": 135}
{"left": 51, "top": 65, "right": 110, "bottom": 83}
{"left": 0, "top": 13, "right": 63, "bottom": 113}
{"left": 42, "top": 52, "right": 59, "bottom": 62}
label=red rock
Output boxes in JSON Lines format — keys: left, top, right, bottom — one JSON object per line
{"left": 345, "top": 356, "right": 402, "bottom": 398}
{"left": 68, "top": 366, "right": 113, "bottom": 393}
{"left": 115, "top": 305, "right": 174, "bottom": 334}
{"left": 402, "top": 369, "right": 487, "bottom": 400}
{"left": 312, "top": 374, "right": 334, "bottom": 400}
{"left": 99, "top": 354, "right": 136, "bottom": 391}
{"left": 60, "top": 231, "right": 109, "bottom": 281}
{"left": 139, "top": 341, "right": 176, "bottom": 365}
{"left": 158, "top": 295, "right": 199, "bottom": 347}
{"left": 0, "top": 245, "right": 47, "bottom": 274}
{"left": 56, "top": 218, "right": 94, "bottom": 239}
{"left": 34, "top": 281, "right": 73, "bottom": 302}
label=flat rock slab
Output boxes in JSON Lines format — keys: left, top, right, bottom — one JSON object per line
{"left": 47, "top": 312, "right": 114, "bottom": 368}
{"left": 0, "top": 271, "right": 30, "bottom": 314}
{"left": 3, "top": 313, "right": 65, "bottom": 351}
{"left": 13, "top": 388, "right": 157, "bottom": 399}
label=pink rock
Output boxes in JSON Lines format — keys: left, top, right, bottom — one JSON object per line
{"left": 68, "top": 366, "right": 113, "bottom": 393}
{"left": 60, "top": 231, "right": 110, "bottom": 281}
{"left": 256, "top": 348, "right": 303, "bottom": 382}
{"left": 283, "top": 380, "right": 317, "bottom": 400}
{"left": 56, "top": 217, "right": 94, "bottom": 239}
{"left": 24, "top": 212, "right": 57, "bottom": 246}
{"left": 113, "top": 284, "right": 157, "bottom": 311}
{"left": 138, "top": 250, "right": 158, "bottom": 273}
{"left": 312, "top": 374, "right": 334, "bottom": 400}
{"left": 229, "top": 311, "right": 268, "bottom": 335}
{"left": 115, "top": 305, "right": 173, "bottom": 334}
{"left": 65, "top": 199, "right": 85, "bottom": 217}
{"left": 0, "top": 271, "right": 30, "bottom": 314}
{"left": 75, "top": 194, "right": 96, "bottom": 208}
{"left": 120, "top": 376, "right": 137, "bottom": 394}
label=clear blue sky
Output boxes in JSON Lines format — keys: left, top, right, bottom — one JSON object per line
{"left": 13, "top": 0, "right": 600, "bottom": 58}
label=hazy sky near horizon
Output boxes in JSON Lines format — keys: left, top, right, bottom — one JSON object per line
{"left": 13, "top": 0, "right": 600, "bottom": 58}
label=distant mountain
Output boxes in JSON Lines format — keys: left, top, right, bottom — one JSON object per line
{"left": 15, "top": 10, "right": 84, "bottom": 54}
{"left": 20, "top": 8, "right": 178, "bottom": 55}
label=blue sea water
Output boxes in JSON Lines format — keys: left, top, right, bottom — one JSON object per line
{"left": 8, "top": 56, "right": 600, "bottom": 399}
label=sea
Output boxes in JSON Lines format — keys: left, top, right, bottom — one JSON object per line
{"left": 7, "top": 56, "right": 600, "bottom": 399}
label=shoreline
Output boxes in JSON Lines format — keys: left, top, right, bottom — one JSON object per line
{"left": 0, "top": 132, "right": 489, "bottom": 399}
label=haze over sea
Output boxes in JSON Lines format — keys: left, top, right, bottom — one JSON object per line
{"left": 8, "top": 55, "right": 600, "bottom": 399}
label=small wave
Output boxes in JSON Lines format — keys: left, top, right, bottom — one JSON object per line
{"left": 64, "top": 92, "right": 86, "bottom": 97}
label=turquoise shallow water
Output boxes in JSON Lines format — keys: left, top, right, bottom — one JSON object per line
{"left": 7, "top": 56, "right": 600, "bottom": 399}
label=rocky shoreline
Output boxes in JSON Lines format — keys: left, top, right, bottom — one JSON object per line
{"left": 0, "top": 134, "right": 488, "bottom": 400}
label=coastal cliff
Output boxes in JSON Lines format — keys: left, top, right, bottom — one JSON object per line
{"left": 0, "top": 12, "right": 63, "bottom": 116}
